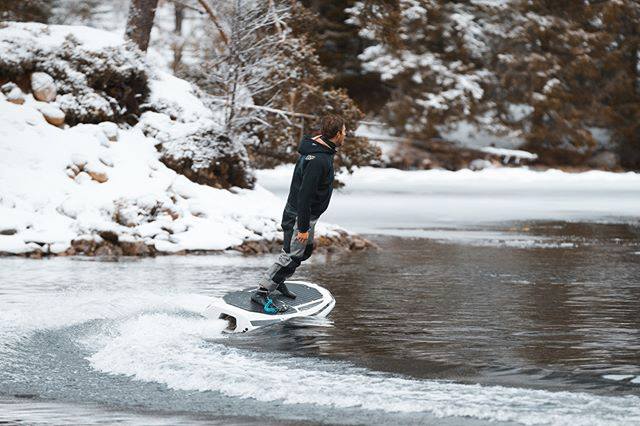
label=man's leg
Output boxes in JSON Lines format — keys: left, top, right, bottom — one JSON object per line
{"left": 259, "top": 215, "right": 317, "bottom": 295}
{"left": 252, "top": 209, "right": 297, "bottom": 313}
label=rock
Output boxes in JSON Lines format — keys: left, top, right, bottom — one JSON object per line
{"left": 2, "top": 83, "right": 25, "bottom": 105}
{"left": 120, "top": 240, "right": 153, "bottom": 256}
{"left": 85, "top": 161, "right": 109, "bottom": 183}
{"left": 99, "top": 154, "right": 114, "bottom": 167}
{"left": 31, "top": 72, "right": 57, "bottom": 102}
{"left": 95, "top": 244, "right": 122, "bottom": 257}
{"left": 0, "top": 82, "right": 16, "bottom": 95}
{"left": 74, "top": 171, "right": 91, "bottom": 184}
{"left": 87, "top": 169, "right": 108, "bottom": 183}
{"left": 71, "top": 238, "right": 96, "bottom": 255}
{"left": 469, "top": 159, "right": 493, "bottom": 171}
{"left": 99, "top": 230, "right": 119, "bottom": 244}
{"left": 28, "top": 250, "right": 43, "bottom": 259}
{"left": 588, "top": 151, "right": 619, "bottom": 170}
{"left": 38, "top": 103, "right": 65, "bottom": 126}
{"left": 99, "top": 122, "right": 119, "bottom": 142}
{"left": 0, "top": 228, "right": 17, "bottom": 236}
{"left": 71, "top": 153, "right": 88, "bottom": 169}
{"left": 94, "top": 131, "right": 110, "bottom": 148}
{"left": 350, "top": 238, "right": 367, "bottom": 250}
{"left": 65, "top": 167, "right": 76, "bottom": 178}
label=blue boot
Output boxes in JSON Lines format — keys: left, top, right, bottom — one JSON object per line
{"left": 251, "top": 288, "right": 287, "bottom": 314}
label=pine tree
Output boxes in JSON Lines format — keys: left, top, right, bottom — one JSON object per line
{"left": 346, "top": 0, "right": 503, "bottom": 141}
{"left": 500, "top": 0, "right": 640, "bottom": 167}
{"left": 293, "top": 0, "right": 390, "bottom": 113}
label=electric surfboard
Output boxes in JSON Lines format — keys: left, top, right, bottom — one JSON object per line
{"left": 205, "top": 281, "right": 335, "bottom": 333}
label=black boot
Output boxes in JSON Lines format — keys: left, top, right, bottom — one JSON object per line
{"left": 276, "top": 282, "right": 297, "bottom": 299}
{"left": 251, "top": 288, "right": 287, "bottom": 314}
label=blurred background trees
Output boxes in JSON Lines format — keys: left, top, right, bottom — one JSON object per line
{"left": 1, "top": 0, "right": 638, "bottom": 171}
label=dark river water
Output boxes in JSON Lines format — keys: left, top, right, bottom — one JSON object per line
{"left": 2, "top": 168, "right": 640, "bottom": 425}
{"left": 1, "top": 220, "right": 639, "bottom": 425}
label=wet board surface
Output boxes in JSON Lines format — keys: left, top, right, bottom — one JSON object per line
{"left": 223, "top": 282, "right": 323, "bottom": 314}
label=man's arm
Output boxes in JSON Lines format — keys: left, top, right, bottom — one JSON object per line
{"left": 296, "top": 158, "right": 324, "bottom": 235}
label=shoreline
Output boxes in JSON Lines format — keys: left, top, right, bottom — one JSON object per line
{"left": 0, "top": 230, "right": 377, "bottom": 259}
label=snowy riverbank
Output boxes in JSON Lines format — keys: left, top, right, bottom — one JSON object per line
{"left": 0, "top": 23, "right": 368, "bottom": 257}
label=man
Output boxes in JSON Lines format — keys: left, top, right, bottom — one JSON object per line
{"left": 252, "top": 114, "right": 346, "bottom": 314}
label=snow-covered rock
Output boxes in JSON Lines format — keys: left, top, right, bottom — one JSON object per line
{"left": 36, "top": 102, "right": 65, "bottom": 126}
{"left": 30, "top": 72, "right": 57, "bottom": 102}
{"left": 1, "top": 82, "right": 25, "bottom": 105}
{"left": 98, "top": 121, "right": 119, "bottom": 142}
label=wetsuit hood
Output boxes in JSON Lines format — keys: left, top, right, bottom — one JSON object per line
{"left": 298, "top": 134, "right": 337, "bottom": 156}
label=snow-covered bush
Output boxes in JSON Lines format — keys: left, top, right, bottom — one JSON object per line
{"left": 0, "top": 22, "right": 256, "bottom": 189}
{"left": 141, "top": 113, "right": 256, "bottom": 189}
{"left": 0, "top": 22, "right": 148, "bottom": 125}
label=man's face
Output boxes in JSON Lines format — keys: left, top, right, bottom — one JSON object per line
{"left": 335, "top": 124, "right": 346, "bottom": 147}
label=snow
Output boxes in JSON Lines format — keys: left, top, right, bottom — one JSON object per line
{"left": 602, "top": 374, "right": 634, "bottom": 381}
{"left": 261, "top": 165, "right": 640, "bottom": 195}
{"left": 146, "top": 71, "right": 216, "bottom": 121}
{"left": 0, "top": 23, "right": 344, "bottom": 256}
{"left": 480, "top": 147, "right": 538, "bottom": 162}
{"left": 0, "top": 21, "right": 123, "bottom": 50}
{"left": 440, "top": 116, "right": 525, "bottom": 150}
{"left": 0, "top": 92, "right": 283, "bottom": 255}
{"left": 258, "top": 165, "right": 640, "bottom": 235}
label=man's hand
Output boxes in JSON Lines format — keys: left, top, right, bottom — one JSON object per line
{"left": 296, "top": 231, "right": 309, "bottom": 243}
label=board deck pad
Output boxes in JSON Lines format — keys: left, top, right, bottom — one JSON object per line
{"left": 223, "top": 282, "right": 323, "bottom": 314}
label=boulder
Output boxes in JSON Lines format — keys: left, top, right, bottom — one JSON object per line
{"left": 98, "top": 122, "right": 119, "bottom": 142}
{"left": 87, "top": 169, "right": 108, "bottom": 183}
{"left": 0, "top": 82, "right": 15, "bottom": 95}
{"left": 74, "top": 171, "right": 91, "bottom": 184}
{"left": 98, "top": 230, "right": 119, "bottom": 244}
{"left": 31, "top": 72, "right": 57, "bottom": 102}
{"left": 38, "top": 103, "right": 65, "bottom": 126}
{"left": 1, "top": 82, "right": 25, "bottom": 105}
{"left": 120, "top": 240, "right": 154, "bottom": 256}
{"left": 85, "top": 161, "right": 109, "bottom": 183}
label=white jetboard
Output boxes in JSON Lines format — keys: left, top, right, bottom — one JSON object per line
{"left": 205, "top": 281, "right": 335, "bottom": 333}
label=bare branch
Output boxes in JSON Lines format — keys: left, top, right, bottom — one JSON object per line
{"left": 195, "top": 0, "right": 229, "bottom": 46}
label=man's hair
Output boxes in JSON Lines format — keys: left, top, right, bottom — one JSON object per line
{"left": 320, "top": 114, "right": 345, "bottom": 139}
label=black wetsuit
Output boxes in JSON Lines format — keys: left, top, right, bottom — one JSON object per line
{"left": 259, "top": 134, "right": 336, "bottom": 292}
{"left": 284, "top": 134, "right": 336, "bottom": 232}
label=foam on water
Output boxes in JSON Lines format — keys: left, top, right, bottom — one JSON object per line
{"left": 0, "top": 287, "right": 213, "bottom": 356}
{"left": 84, "top": 313, "right": 640, "bottom": 425}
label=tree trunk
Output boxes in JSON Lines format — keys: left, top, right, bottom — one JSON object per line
{"left": 172, "top": 3, "right": 185, "bottom": 72}
{"left": 125, "top": 0, "right": 159, "bottom": 52}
